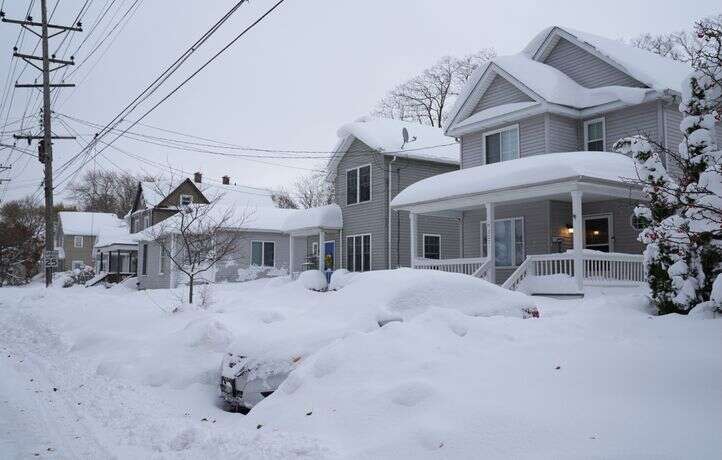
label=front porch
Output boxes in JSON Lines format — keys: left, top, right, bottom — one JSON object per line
{"left": 395, "top": 153, "right": 646, "bottom": 295}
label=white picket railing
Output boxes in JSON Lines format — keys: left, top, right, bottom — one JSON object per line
{"left": 502, "top": 252, "right": 645, "bottom": 292}
{"left": 412, "top": 257, "right": 488, "bottom": 277}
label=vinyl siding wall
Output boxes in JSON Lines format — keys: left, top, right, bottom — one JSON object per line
{"left": 137, "top": 240, "right": 171, "bottom": 289}
{"left": 460, "top": 115, "right": 546, "bottom": 168}
{"left": 215, "top": 231, "right": 290, "bottom": 282}
{"left": 472, "top": 75, "right": 532, "bottom": 113}
{"left": 543, "top": 37, "right": 645, "bottom": 88}
{"left": 58, "top": 233, "right": 96, "bottom": 270}
{"left": 548, "top": 113, "right": 580, "bottom": 152}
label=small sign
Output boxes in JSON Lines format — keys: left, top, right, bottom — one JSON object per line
{"left": 44, "top": 250, "right": 59, "bottom": 268}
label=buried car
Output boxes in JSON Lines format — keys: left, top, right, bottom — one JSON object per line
{"left": 219, "top": 268, "right": 539, "bottom": 411}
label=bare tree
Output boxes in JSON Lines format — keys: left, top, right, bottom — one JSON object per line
{"left": 373, "top": 49, "right": 496, "bottom": 127}
{"left": 273, "top": 173, "right": 334, "bottom": 209}
{"left": 145, "top": 197, "right": 247, "bottom": 304}
{"left": 70, "top": 170, "right": 157, "bottom": 217}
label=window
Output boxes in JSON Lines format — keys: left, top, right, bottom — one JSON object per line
{"left": 346, "top": 234, "right": 371, "bottom": 272}
{"left": 422, "top": 234, "right": 440, "bottom": 259}
{"left": 72, "top": 260, "right": 84, "bottom": 270}
{"left": 141, "top": 244, "right": 148, "bottom": 275}
{"left": 630, "top": 214, "right": 645, "bottom": 231}
{"left": 484, "top": 125, "right": 519, "bottom": 164}
{"left": 251, "top": 241, "right": 275, "bottom": 267}
{"left": 584, "top": 118, "right": 605, "bottom": 151}
{"left": 179, "top": 194, "right": 193, "bottom": 206}
{"left": 73, "top": 235, "right": 83, "bottom": 248}
{"left": 143, "top": 213, "right": 150, "bottom": 229}
{"left": 346, "top": 165, "right": 371, "bottom": 205}
{"left": 311, "top": 242, "right": 318, "bottom": 255}
{"left": 482, "top": 217, "right": 524, "bottom": 267}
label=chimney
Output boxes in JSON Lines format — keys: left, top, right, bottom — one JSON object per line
{"left": 193, "top": 172, "right": 202, "bottom": 183}
{"left": 222, "top": 175, "right": 230, "bottom": 185}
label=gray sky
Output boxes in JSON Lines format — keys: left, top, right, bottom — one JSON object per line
{"left": 0, "top": 0, "right": 719, "bottom": 203}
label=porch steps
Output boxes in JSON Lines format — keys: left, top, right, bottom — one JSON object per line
{"left": 84, "top": 272, "right": 110, "bottom": 287}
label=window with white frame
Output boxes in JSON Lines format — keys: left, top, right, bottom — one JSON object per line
{"left": 179, "top": 194, "right": 193, "bottom": 206}
{"left": 311, "top": 242, "right": 318, "bottom": 255}
{"left": 74, "top": 235, "right": 83, "bottom": 248}
{"left": 72, "top": 260, "right": 84, "bottom": 270}
{"left": 422, "top": 234, "right": 440, "bottom": 259}
{"left": 251, "top": 241, "right": 275, "bottom": 267}
{"left": 484, "top": 125, "right": 519, "bottom": 164}
{"left": 143, "top": 213, "right": 150, "bottom": 229}
{"left": 584, "top": 118, "right": 605, "bottom": 151}
{"left": 482, "top": 217, "right": 525, "bottom": 267}
{"left": 346, "top": 234, "right": 371, "bottom": 272}
{"left": 346, "top": 165, "right": 371, "bottom": 205}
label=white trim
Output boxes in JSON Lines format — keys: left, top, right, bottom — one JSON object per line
{"left": 179, "top": 194, "right": 193, "bottom": 206}
{"left": 583, "top": 213, "right": 614, "bottom": 252}
{"left": 481, "top": 217, "right": 525, "bottom": 268}
{"left": 158, "top": 245, "right": 164, "bottom": 275}
{"left": 630, "top": 213, "right": 644, "bottom": 231}
{"left": 73, "top": 235, "right": 84, "bottom": 248}
{"left": 345, "top": 164, "right": 372, "bottom": 206}
{"left": 422, "top": 233, "right": 441, "bottom": 259}
{"left": 345, "top": 233, "right": 372, "bottom": 272}
{"left": 583, "top": 117, "right": 606, "bottom": 151}
{"left": 311, "top": 241, "right": 318, "bottom": 255}
{"left": 482, "top": 124, "right": 519, "bottom": 165}
{"left": 250, "top": 240, "right": 276, "bottom": 267}
{"left": 71, "top": 260, "right": 84, "bottom": 270}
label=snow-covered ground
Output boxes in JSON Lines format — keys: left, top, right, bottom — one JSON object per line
{"left": 0, "top": 271, "right": 720, "bottom": 459}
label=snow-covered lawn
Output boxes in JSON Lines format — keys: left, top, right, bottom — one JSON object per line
{"left": 0, "top": 271, "right": 720, "bottom": 459}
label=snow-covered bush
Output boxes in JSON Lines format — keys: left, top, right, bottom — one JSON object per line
{"left": 298, "top": 270, "right": 327, "bottom": 291}
{"left": 61, "top": 266, "right": 96, "bottom": 288}
{"left": 328, "top": 269, "right": 357, "bottom": 290}
{"left": 237, "top": 265, "right": 288, "bottom": 282}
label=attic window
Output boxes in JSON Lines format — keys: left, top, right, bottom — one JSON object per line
{"left": 179, "top": 194, "right": 193, "bottom": 206}
{"left": 584, "top": 118, "right": 605, "bottom": 151}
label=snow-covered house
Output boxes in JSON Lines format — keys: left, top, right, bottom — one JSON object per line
{"left": 325, "top": 117, "right": 461, "bottom": 272}
{"left": 55, "top": 211, "right": 128, "bottom": 271}
{"left": 391, "top": 26, "right": 715, "bottom": 295}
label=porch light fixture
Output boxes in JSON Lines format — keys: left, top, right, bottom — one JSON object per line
{"left": 565, "top": 223, "right": 573, "bottom": 234}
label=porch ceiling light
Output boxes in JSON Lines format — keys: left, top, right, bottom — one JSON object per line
{"left": 565, "top": 223, "right": 573, "bottom": 234}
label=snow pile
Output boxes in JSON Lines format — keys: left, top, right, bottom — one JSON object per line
{"left": 298, "top": 270, "right": 328, "bottom": 291}
{"left": 328, "top": 269, "right": 356, "bottom": 290}
{"left": 392, "top": 151, "right": 638, "bottom": 207}
{"left": 283, "top": 204, "right": 343, "bottom": 232}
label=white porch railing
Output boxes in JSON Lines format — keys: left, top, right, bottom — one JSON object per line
{"left": 413, "top": 257, "right": 489, "bottom": 277}
{"left": 502, "top": 252, "right": 645, "bottom": 292}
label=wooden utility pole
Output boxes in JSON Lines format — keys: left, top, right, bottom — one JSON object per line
{"left": 2, "top": 1, "right": 81, "bottom": 286}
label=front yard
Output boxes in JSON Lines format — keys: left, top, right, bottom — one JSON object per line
{"left": 0, "top": 271, "right": 719, "bottom": 458}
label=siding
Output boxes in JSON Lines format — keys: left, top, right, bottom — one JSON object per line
{"left": 543, "top": 37, "right": 645, "bottom": 88}
{"left": 548, "top": 114, "right": 579, "bottom": 152}
{"left": 601, "top": 102, "right": 660, "bottom": 152}
{"left": 664, "top": 101, "right": 684, "bottom": 179}
{"left": 157, "top": 180, "right": 208, "bottom": 208}
{"left": 59, "top": 232, "right": 96, "bottom": 270}
{"left": 137, "top": 240, "right": 171, "bottom": 289}
{"left": 215, "top": 231, "right": 290, "bottom": 282}
{"left": 334, "top": 139, "right": 388, "bottom": 271}
{"left": 473, "top": 75, "right": 532, "bottom": 114}
{"left": 460, "top": 115, "right": 546, "bottom": 168}
{"left": 581, "top": 200, "right": 643, "bottom": 254}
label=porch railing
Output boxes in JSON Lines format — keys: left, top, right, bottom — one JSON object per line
{"left": 413, "top": 257, "right": 488, "bottom": 277}
{"left": 502, "top": 252, "right": 645, "bottom": 292}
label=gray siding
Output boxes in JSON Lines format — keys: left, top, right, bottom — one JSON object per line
{"left": 548, "top": 114, "right": 579, "bottom": 152}
{"left": 473, "top": 75, "right": 532, "bottom": 114}
{"left": 582, "top": 200, "right": 643, "bottom": 254}
{"left": 601, "top": 102, "right": 659, "bottom": 152}
{"left": 58, "top": 232, "right": 96, "bottom": 271}
{"left": 334, "top": 139, "right": 388, "bottom": 271}
{"left": 216, "top": 231, "right": 289, "bottom": 282}
{"left": 460, "top": 131, "right": 485, "bottom": 169}
{"left": 664, "top": 102, "right": 684, "bottom": 179}
{"left": 543, "top": 37, "right": 645, "bottom": 88}
{"left": 137, "top": 240, "right": 170, "bottom": 289}
{"left": 460, "top": 115, "right": 546, "bottom": 168}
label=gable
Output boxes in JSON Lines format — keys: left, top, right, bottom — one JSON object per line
{"left": 472, "top": 75, "right": 533, "bottom": 114}
{"left": 157, "top": 180, "right": 209, "bottom": 208}
{"left": 542, "top": 37, "right": 645, "bottom": 89}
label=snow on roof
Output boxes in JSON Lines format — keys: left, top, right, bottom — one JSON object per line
{"left": 243, "top": 206, "right": 299, "bottom": 232}
{"left": 328, "top": 117, "right": 459, "bottom": 177}
{"left": 58, "top": 212, "right": 124, "bottom": 237}
{"left": 139, "top": 181, "right": 169, "bottom": 208}
{"left": 524, "top": 26, "right": 691, "bottom": 93}
{"left": 455, "top": 102, "right": 539, "bottom": 129}
{"left": 283, "top": 204, "right": 343, "bottom": 232}
{"left": 391, "top": 152, "right": 640, "bottom": 208}
{"left": 200, "top": 182, "right": 276, "bottom": 209}
{"left": 94, "top": 224, "right": 139, "bottom": 248}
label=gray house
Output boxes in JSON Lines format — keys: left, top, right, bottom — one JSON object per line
{"left": 391, "top": 26, "right": 716, "bottom": 295}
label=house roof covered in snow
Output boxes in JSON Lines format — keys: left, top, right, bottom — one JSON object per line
{"left": 327, "top": 117, "right": 459, "bottom": 179}
{"left": 58, "top": 212, "right": 124, "bottom": 237}
{"left": 390, "top": 152, "right": 642, "bottom": 209}
{"left": 283, "top": 204, "right": 343, "bottom": 233}
{"left": 446, "top": 26, "right": 692, "bottom": 135}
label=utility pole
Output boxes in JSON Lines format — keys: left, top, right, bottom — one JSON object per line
{"left": 1, "top": 1, "right": 81, "bottom": 286}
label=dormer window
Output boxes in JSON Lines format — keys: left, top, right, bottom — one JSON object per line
{"left": 584, "top": 118, "right": 605, "bottom": 151}
{"left": 179, "top": 194, "right": 193, "bottom": 206}
{"left": 484, "top": 125, "right": 519, "bottom": 164}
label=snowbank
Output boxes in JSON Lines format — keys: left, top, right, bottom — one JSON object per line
{"left": 298, "top": 270, "right": 328, "bottom": 291}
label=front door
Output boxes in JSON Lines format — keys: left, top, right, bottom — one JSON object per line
{"left": 583, "top": 215, "right": 613, "bottom": 252}
{"left": 324, "top": 241, "right": 335, "bottom": 270}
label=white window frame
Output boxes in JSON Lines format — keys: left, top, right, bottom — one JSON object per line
{"left": 74, "top": 235, "right": 84, "bottom": 248}
{"left": 583, "top": 117, "right": 606, "bottom": 151}
{"left": 345, "top": 164, "right": 372, "bottom": 206}
{"left": 143, "top": 213, "right": 150, "bottom": 229}
{"left": 345, "top": 233, "right": 372, "bottom": 272}
{"left": 72, "top": 260, "right": 84, "bottom": 270}
{"left": 179, "top": 194, "right": 193, "bottom": 206}
{"left": 158, "top": 246, "right": 164, "bottom": 274}
{"left": 251, "top": 240, "right": 276, "bottom": 267}
{"left": 311, "top": 241, "right": 318, "bottom": 255}
{"left": 630, "top": 213, "right": 644, "bottom": 231}
{"left": 481, "top": 217, "right": 525, "bottom": 268}
{"left": 482, "top": 124, "right": 519, "bottom": 165}
{"left": 583, "top": 213, "right": 614, "bottom": 252}
{"left": 422, "top": 234, "right": 441, "bottom": 259}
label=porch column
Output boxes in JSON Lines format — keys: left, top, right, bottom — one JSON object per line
{"left": 410, "top": 212, "right": 418, "bottom": 268}
{"left": 288, "top": 234, "right": 294, "bottom": 276}
{"left": 485, "top": 202, "right": 496, "bottom": 284}
{"left": 318, "top": 230, "right": 325, "bottom": 272}
{"left": 571, "top": 191, "right": 584, "bottom": 292}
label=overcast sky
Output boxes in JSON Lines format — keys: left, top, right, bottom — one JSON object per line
{"left": 0, "top": 0, "right": 719, "bottom": 204}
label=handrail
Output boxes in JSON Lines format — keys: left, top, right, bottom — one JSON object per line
{"left": 413, "top": 257, "right": 487, "bottom": 277}
{"left": 471, "top": 257, "right": 494, "bottom": 280}
{"left": 501, "top": 257, "right": 531, "bottom": 290}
